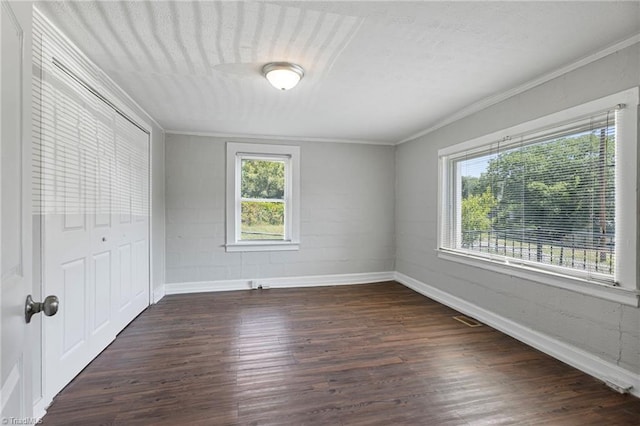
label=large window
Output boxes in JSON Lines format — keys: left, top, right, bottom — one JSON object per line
{"left": 226, "top": 143, "right": 300, "bottom": 252}
{"left": 438, "top": 89, "right": 638, "bottom": 299}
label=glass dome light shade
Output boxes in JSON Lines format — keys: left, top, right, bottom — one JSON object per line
{"left": 262, "top": 62, "right": 304, "bottom": 90}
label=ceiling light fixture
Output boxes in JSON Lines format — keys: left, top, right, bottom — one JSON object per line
{"left": 262, "top": 62, "right": 304, "bottom": 91}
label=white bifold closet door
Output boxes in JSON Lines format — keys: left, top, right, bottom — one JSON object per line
{"left": 39, "top": 53, "right": 149, "bottom": 400}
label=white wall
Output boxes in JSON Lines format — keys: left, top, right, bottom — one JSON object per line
{"left": 165, "top": 134, "right": 395, "bottom": 286}
{"left": 395, "top": 43, "right": 640, "bottom": 376}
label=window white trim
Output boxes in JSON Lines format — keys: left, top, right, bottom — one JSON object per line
{"left": 437, "top": 87, "right": 639, "bottom": 296}
{"left": 226, "top": 142, "right": 300, "bottom": 252}
{"left": 436, "top": 250, "right": 639, "bottom": 307}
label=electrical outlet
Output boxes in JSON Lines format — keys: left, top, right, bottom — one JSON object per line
{"left": 604, "top": 380, "right": 632, "bottom": 394}
{"left": 251, "top": 280, "right": 270, "bottom": 290}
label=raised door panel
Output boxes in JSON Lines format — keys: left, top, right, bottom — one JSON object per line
{"left": 55, "top": 85, "right": 85, "bottom": 232}
{"left": 116, "top": 142, "right": 132, "bottom": 225}
{"left": 92, "top": 251, "right": 111, "bottom": 333}
{"left": 60, "top": 258, "right": 86, "bottom": 356}
{"left": 95, "top": 118, "right": 114, "bottom": 229}
{"left": 133, "top": 239, "right": 147, "bottom": 298}
{"left": 118, "top": 243, "right": 132, "bottom": 310}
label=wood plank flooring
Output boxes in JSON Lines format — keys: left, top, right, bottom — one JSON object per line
{"left": 40, "top": 282, "right": 640, "bottom": 425}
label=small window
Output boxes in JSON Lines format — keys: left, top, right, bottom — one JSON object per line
{"left": 226, "top": 143, "right": 300, "bottom": 252}
{"left": 240, "top": 157, "right": 286, "bottom": 241}
{"left": 438, "top": 88, "right": 638, "bottom": 294}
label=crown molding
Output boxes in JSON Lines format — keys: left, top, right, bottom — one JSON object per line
{"left": 165, "top": 129, "right": 395, "bottom": 146}
{"left": 397, "top": 33, "right": 640, "bottom": 145}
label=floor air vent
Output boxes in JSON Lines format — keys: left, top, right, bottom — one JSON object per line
{"left": 453, "top": 315, "right": 483, "bottom": 327}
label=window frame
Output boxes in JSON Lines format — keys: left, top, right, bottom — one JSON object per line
{"left": 226, "top": 142, "right": 300, "bottom": 252}
{"left": 437, "top": 88, "right": 639, "bottom": 306}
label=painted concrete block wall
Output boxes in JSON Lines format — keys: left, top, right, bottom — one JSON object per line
{"left": 395, "top": 43, "right": 640, "bottom": 374}
{"left": 165, "top": 135, "right": 395, "bottom": 285}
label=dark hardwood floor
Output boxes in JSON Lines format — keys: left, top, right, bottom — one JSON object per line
{"left": 41, "top": 282, "right": 640, "bottom": 425}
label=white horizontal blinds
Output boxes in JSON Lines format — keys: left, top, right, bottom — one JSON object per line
{"left": 34, "top": 11, "right": 109, "bottom": 216}
{"left": 450, "top": 108, "right": 617, "bottom": 282}
{"left": 39, "top": 60, "right": 103, "bottom": 216}
{"left": 95, "top": 111, "right": 115, "bottom": 225}
{"left": 32, "top": 10, "right": 149, "bottom": 219}
{"left": 115, "top": 115, "right": 149, "bottom": 220}
{"left": 36, "top": 52, "right": 122, "bottom": 218}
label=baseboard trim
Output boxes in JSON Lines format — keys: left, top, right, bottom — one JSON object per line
{"left": 164, "top": 271, "right": 395, "bottom": 295}
{"left": 152, "top": 285, "right": 165, "bottom": 304}
{"left": 165, "top": 279, "right": 250, "bottom": 294}
{"left": 394, "top": 272, "right": 640, "bottom": 398}
{"left": 33, "top": 396, "right": 49, "bottom": 422}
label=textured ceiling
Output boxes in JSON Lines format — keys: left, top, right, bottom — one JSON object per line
{"left": 37, "top": 1, "right": 640, "bottom": 144}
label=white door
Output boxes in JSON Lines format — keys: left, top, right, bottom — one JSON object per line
{"left": 113, "top": 115, "right": 149, "bottom": 332}
{"left": 1, "top": 1, "right": 31, "bottom": 419}
{"left": 39, "top": 53, "right": 150, "bottom": 399}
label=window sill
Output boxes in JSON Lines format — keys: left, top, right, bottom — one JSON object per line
{"left": 225, "top": 241, "right": 300, "bottom": 252}
{"left": 436, "top": 249, "right": 640, "bottom": 307}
